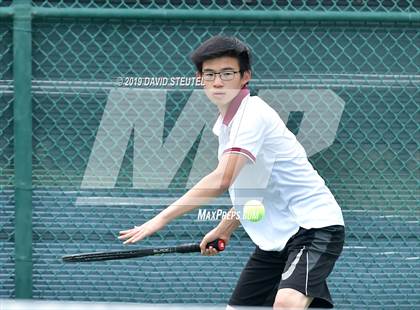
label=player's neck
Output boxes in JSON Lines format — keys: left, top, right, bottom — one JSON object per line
{"left": 219, "top": 86, "right": 250, "bottom": 123}
{"left": 218, "top": 104, "right": 230, "bottom": 118}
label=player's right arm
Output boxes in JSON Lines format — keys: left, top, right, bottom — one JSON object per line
{"left": 119, "top": 153, "right": 248, "bottom": 245}
{"left": 200, "top": 207, "right": 240, "bottom": 255}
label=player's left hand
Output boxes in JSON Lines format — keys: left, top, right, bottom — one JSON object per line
{"left": 118, "top": 216, "right": 168, "bottom": 244}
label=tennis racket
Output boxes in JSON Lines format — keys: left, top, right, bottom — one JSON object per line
{"left": 62, "top": 238, "right": 225, "bottom": 262}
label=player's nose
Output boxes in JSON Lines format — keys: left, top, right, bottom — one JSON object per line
{"left": 212, "top": 75, "right": 224, "bottom": 87}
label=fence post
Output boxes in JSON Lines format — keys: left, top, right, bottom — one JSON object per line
{"left": 13, "top": 0, "right": 33, "bottom": 299}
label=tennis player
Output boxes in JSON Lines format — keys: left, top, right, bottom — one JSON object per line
{"left": 119, "top": 36, "right": 345, "bottom": 309}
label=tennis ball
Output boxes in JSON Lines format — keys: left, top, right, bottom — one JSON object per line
{"left": 243, "top": 200, "right": 265, "bottom": 222}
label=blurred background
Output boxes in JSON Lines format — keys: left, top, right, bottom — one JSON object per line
{"left": 0, "top": 1, "right": 419, "bottom": 309}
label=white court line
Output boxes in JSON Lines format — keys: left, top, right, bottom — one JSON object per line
{"left": 0, "top": 300, "right": 229, "bottom": 310}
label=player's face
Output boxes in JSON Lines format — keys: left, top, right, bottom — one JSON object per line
{"left": 199, "top": 56, "right": 251, "bottom": 108}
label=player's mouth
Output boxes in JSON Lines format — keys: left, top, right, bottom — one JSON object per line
{"left": 212, "top": 92, "right": 226, "bottom": 98}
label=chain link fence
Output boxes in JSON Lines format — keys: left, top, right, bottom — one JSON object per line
{"left": 28, "top": 0, "right": 420, "bottom": 12}
{"left": 0, "top": 2, "right": 419, "bottom": 309}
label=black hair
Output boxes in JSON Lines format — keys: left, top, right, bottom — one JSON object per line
{"left": 190, "top": 35, "right": 252, "bottom": 74}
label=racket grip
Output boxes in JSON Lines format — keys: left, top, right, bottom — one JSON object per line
{"left": 206, "top": 238, "right": 225, "bottom": 251}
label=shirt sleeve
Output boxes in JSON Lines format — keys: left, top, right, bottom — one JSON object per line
{"left": 223, "top": 104, "right": 266, "bottom": 163}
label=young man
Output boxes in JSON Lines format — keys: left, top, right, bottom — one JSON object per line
{"left": 119, "top": 36, "right": 345, "bottom": 309}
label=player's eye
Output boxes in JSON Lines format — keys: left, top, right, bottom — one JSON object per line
{"left": 202, "top": 72, "right": 215, "bottom": 81}
{"left": 220, "top": 71, "right": 235, "bottom": 80}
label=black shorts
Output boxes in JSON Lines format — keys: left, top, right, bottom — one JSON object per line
{"left": 228, "top": 225, "right": 345, "bottom": 308}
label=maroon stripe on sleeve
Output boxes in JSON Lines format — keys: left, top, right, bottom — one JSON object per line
{"left": 223, "top": 147, "right": 256, "bottom": 162}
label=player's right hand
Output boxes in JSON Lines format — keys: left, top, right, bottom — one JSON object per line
{"left": 200, "top": 228, "right": 230, "bottom": 256}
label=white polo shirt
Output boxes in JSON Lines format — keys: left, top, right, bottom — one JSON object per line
{"left": 212, "top": 88, "right": 344, "bottom": 251}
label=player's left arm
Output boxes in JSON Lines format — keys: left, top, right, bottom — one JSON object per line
{"left": 119, "top": 152, "right": 249, "bottom": 244}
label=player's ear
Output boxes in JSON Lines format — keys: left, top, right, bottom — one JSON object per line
{"left": 241, "top": 70, "right": 251, "bottom": 87}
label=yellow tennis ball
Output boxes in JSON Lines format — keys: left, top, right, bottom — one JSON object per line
{"left": 243, "top": 200, "right": 265, "bottom": 222}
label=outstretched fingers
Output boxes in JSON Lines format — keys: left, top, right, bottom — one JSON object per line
{"left": 124, "top": 230, "right": 148, "bottom": 244}
{"left": 118, "top": 226, "right": 141, "bottom": 241}
{"left": 118, "top": 225, "right": 151, "bottom": 244}
{"left": 118, "top": 217, "right": 167, "bottom": 245}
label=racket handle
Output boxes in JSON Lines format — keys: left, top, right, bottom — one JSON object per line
{"left": 177, "top": 239, "right": 225, "bottom": 253}
{"left": 206, "top": 238, "right": 225, "bottom": 251}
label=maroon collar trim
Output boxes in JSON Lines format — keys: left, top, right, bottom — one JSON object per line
{"left": 222, "top": 86, "right": 250, "bottom": 126}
